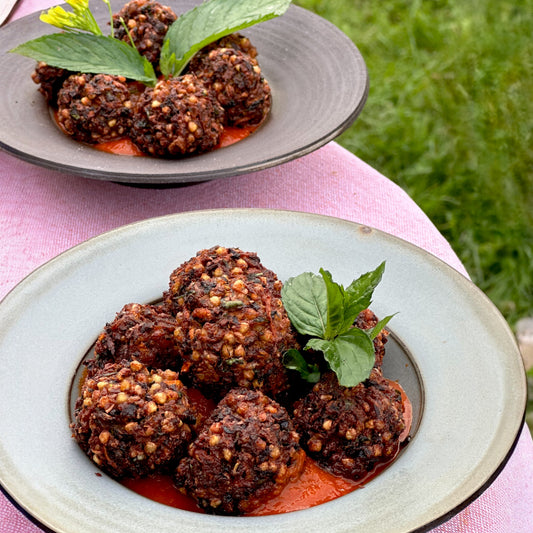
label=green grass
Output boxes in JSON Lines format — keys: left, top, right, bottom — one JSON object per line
{"left": 294, "top": 0, "right": 533, "bottom": 431}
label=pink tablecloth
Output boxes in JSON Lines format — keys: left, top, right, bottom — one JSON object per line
{"left": 2, "top": 1, "right": 533, "bottom": 532}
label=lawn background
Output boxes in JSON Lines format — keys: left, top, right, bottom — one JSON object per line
{"left": 293, "top": 0, "right": 533, "bottom": 432}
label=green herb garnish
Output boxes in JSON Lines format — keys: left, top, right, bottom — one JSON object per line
{"left": 10, "top": 0, "right": 292, "bottom": 86}
{"left": 281, "top": 263, "right": 395, "bottom": 387}
{"left": 160, "top": 0, "right": 292, "bottom": 77}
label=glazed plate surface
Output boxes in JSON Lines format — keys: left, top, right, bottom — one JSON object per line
{"left": 0, "top": 209, "right": 526, "bottom": 532}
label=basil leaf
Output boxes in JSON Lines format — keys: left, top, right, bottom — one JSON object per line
{"left": 281, "top": 272, "right": 328, "bottom": 338}
{"left": 10, "top": 33, "right": 157, "bottom": 86}
{"left": 343, "top": 261, "right": 386, "bottom": 327}
{"left": 367, "top": 313, "right": 396, "bottom": 341}
{"left": 283, "top": 349, "right": 320, "bottom": 383}
{"left": 307, "top": 328, "right": 375, "bottom": 387}
{"left": 319, "top": 268, "right": 346, "bottom": 339}
{"left": 160, "top": 0, "right": 292, "bottom": 76}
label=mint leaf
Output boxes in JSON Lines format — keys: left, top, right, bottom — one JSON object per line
{"left": 283, "top": 349, "right": 320, "bottom": 383}
{"left": 281, "top": 272, "right": 328, "bottom": 338}
{"left": 306, "top": 328, "right": 375, "bottom": 387}
{"left": 160, "top": 0, "right": 292, "bottom": 76}
{"left": 10, "top": 33, "right": 157, "bottom": 86}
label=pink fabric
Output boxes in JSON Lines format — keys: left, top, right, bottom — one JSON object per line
{"left": 1, "top": 2, "right": 532, "bottom": 532}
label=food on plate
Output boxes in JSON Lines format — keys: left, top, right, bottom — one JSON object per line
{"left": 130, "top": 74, "right": 225, "bottom": 156}
{"left": 191, "top": 47, "right": 272, "bottom": 127}
{"left": 292, "top": 369, "right": 406, "bottom": 481}
{"left": 71, "top": 246, "right": 411, "bottom": 516}
{"left": 175, "top": 387, "right": 305, "bottom": 515}
{"left": 88, "top": 302, "right": 183, "bottom": 376}
{"left": 56, "top": 73, "right": 134, "bottom": 143}
{"left": 30, "top": 62, "right": 71, "bottom": 104}
{"left": 112, "top": 0, "right": 177, "bottom": 68}
{"left": 14, "top": 0, "right": 292, "bottom": 157}
{"left": 71, "top": 360, "right": 199, "bottom": 478}
{"left": 163, "top": 246, "right": 299, "bottom": 401}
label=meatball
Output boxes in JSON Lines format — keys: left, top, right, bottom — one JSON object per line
{"left": 354, "top": 308, "right": 389, "bottom": 369}
{"left": 31, "top": 61, "right": 71, "bottom": 104}
{"left": 190, "top": 33, "right": 258, "bottom": 66}
{"left": 130, "top": 74, "right": 225, "bottom": 156}
{"left": 87, "top": 303, "right": 183, "bottom": 376}
{"left": 71, "top": 360, "right": 198, "bottom": 478}
{"left": 112, "top": 0, "right": 177, "bottom": 67}
{"left": 175, "top": 388, "right": 305, "bottom": 515}
{"left": 191, "top": 48, "right": 272, "bottom": 127}
{"left": 163, "top": 246, "right": 299, "bottom": 401}
{"left": 57, "top": 73, "right": 133, "bottom": 143}
{"left": 292, "top": 369, "right": 405, "bottom": 481}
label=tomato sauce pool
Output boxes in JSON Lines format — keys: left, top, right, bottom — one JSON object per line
{"left": 120, "top": 380, "right": 412, "bottom": 516}
{"left": 93, "top": 126, "right": 255, "bottom": 156}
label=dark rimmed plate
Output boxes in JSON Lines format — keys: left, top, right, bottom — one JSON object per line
{"left": 0, "top": 209, "right": 526, "bottom": 533}
{"left": 0, "top": 1, "right": 368, "bottom": 184}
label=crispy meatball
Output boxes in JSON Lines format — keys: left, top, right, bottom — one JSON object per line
{"left": 112, "top": 0, "right": 177, "bottom": 66}
{"left": 87, "top": 303, "right": 183, "bottom": 376}
{"left": 131, "top": 74, "right": 225, "bottom": 156}
{"left": 292, "top": 369, "right": 405, "bottom": 481}
{"left": 190, "top": 33, "right": 258, "bottom": 66}
{"left": 354, "top": 308, "right": 389, "bottom": 369}
{"left": 31, "top": 61, "right": 71, "bottom": 104}
{"left": 175, "top": 388, "right": 305, "bottom": 515}
{"left": 191, "top": 48, "right": 272, "bottom": 127}
{"left": 71, "top": 360, "right": 198, "bottom": 479}
{"left": 163, "top": 246, "right": 299, "bottom": 401}
{"left": 56, "top": 73, "right": 133, "bottom": 143}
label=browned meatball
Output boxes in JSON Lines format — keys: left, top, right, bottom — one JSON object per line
{"left": 112, "top": 0, "right": 177, "bottom": 66}
{"left": 130, "top": 74, "right": 225, "bottom": 156}
{"left": 190, "top": 33, "right": 258, "bottom": 65}
{"left": 87, "top": 303, "right": 183, "bottom": 376}
{"left": 163, "top": 246, "right": 299, "bottom": 401}
{"left": 191, "top": 48, "right": 272, "bottom": 127}
{"left": 71, "top": 360, "right": 198, "bottom": 479}
{"left": 292, "top": 369, "right": 405, "bottom": 481}
{"left": 57, "top": 73, "right": 133, "bottom": 143}
{"left": 175, "top": 388, "right": 305, "bottom": 515}
{"left": 354, "top": 308, "right": 389, "bottom": 369}
{"left": 31, "top": 61, "right": 71, "bottom": 104}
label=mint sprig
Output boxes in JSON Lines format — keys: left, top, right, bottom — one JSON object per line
{"left": 281, "top": 263, "right": 395, "bottom": 387}
{"left": 160, "top": 0, "right": 292, "bottom": 77}
{"left": 11, "top": 33, "right": 157, "bottom": 86}
{"left": 10, "top": 0, "right": 292, "bottom": 87}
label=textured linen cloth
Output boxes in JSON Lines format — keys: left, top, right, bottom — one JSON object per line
{"left": 1, "top": 2, "right": 533, "bottom": 532}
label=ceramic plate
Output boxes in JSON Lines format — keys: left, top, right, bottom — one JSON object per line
{"left": 0, "top": 1, "right": 368, "bottom": 185}
{"left": 0, "top": 209, "right": 526, "bottom": 533}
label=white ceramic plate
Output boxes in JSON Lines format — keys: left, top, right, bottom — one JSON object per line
{"left": 0, "top": 1, "right": 368, "bottom": 185}
{"left": 0, "top": 209, "right": 526, "bottom": 533}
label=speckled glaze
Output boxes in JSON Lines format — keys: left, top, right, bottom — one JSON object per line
{"left": 0, "top": 1, "right": 368, "bottom": 184}
{"left": 0, "top": 210, "right": 526, "bottom": 533}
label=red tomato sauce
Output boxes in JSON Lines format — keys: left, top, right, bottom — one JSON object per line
{"left": 120, "top": 378, "right": 413, "bottom": 516}
{"left": 80, "top": 125, "right": 255, "bottom": 156}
